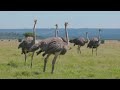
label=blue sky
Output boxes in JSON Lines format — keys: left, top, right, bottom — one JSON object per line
{"left": 0, "top": 11, "right": 120, "bottom": 29}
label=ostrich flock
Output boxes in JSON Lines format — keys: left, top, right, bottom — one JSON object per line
{"left": 18, "top": 19, "right": 102, "bottom": 74}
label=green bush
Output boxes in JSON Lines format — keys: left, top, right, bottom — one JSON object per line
{"left": 23, "top": 32, "right": 34, "bottom": 38}
{"left": 101, "top": 39, "right": 105, "bottom": 44}
{"left": 18, "top": 38, "right": 22, "bottom": 42}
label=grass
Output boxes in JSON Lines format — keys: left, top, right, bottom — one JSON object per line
{"left": 0, "top": 40, "right": 120, "bottom": 79}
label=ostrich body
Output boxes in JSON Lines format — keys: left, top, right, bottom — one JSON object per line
{"left": 18, "top": 19, "right": 38, "bottom": 67}
{"left": 29, "top": 37, "right": 64, "bottom": 56}
{"left": 87, "top": 29, "right": 101, "bottom": 55}
{"left": 29, "top": 22, "right": 70, "bottom": 74}
{"left": 30, "top": 24, "right": 63, "bottom": 57}
{"left": 69, "top": 32, "right": 89, "bottom": 54}
{"left": 18, "top": 37, "right": 34, "bottom": 54}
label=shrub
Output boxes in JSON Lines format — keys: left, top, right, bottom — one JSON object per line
{"left": 18, "top": 38, "right": 22, "bottom": 42}
{"left": 23, "top": 32, "right": 34, "bottom": 38}
{"left": 101, "top": 39, "right": 105, "bottom": 44}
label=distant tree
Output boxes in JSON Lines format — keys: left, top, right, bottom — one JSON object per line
{"left": 101, "top": 39, "right": 105, "bottom": 44}
{"left": 23, "top": 32, "right": 34, "bottom": 38}
{"left": 18, "top": 38, "right": 22, "bottom": 42}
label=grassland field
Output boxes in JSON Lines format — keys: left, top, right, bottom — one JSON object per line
{"left": 0, "top": 39, "right": 120, "bottom": 79}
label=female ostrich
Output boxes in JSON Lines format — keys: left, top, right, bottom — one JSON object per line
{"left": 42, "top": 22, "right": 70, "bottom": 74}
{"left": 87, "top": 29, "right": 101, "bottom": 56}
{"left": 18, "top": 19, "right": 38, "bottom": 68}
{"left": 69, "top": 32, "right": 89, "bottom": 54}
{"left": 29, "top": 22, "right": 70, "bottom": 74}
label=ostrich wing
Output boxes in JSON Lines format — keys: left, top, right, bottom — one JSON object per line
{"left": 29, "top": 43, "right": 40, "bottom": 52}
{"left": 45, "top": 41, "right": 63, "bottom": 54}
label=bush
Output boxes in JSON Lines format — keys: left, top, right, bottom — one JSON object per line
{"left": 101, "top": 39, "right": 105, "bottom": 44}
{"left": 23, "top": 32, "right": 34, "bottom": 38}
{"left": 18, "top": 38, "right": 22, "bottom": 42}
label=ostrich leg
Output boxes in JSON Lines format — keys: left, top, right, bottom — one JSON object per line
{"left": 51, "top": 51, "right": 61, "bottom": 74}
{"left": 92, "top": 47, "right": 93, "bottom": 55}
{"left": 96, "top": 48, "right": 97, "bottom": 56}
{"left": 24, "top": 50, "right": 27, "bottom": 65}
{"left": 36, "top": 50, "right": 42, "bottom": 55}
{"left": 31, "top": 51, "right": 35, "bottom": 68}
{"left": 43, "top": 54, "right": 51, "bottom": 72}
{"left": 77, "top": 45, "right": 81, "bottom": 54}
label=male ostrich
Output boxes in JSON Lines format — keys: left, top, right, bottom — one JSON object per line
{"left": 87, "top": 29, "right": 101, "bottom": 56}
{"left": 69, "top": 32, "right": 89, "bottom": 54}
{"left": 29, "top": 22, "right": 70, "bottom": 74}
{"left": 18, "top": 19, "right": 38, "bottom": 68}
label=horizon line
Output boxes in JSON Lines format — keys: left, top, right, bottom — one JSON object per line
{"left": 0, "top": 27, "right": 120, "bottom": 29}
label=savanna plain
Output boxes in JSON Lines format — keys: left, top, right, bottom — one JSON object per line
{"left": 0, "top": 40, "right": 120, "bottom": 79}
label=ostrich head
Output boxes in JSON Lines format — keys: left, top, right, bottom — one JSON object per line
{"left": 55, "top": 24, "right": 58, "bottom": 29}
{"left": 65, "top": 22, "right": 68, "bottom": 28}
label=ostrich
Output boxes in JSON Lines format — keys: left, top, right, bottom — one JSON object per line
{"left": 55, "top": 24, "right": 59, "bottom": 37}
{"left": 29, "top": 22, "right": 70, "bottom": 74}
{"left": 18, "top": 19, "right": 38, "bottom": 68}
{"left": 87, "top": 29, "right": 101, "bottom": 56}
{"left": 42, "top": 22, "right": 70, "bottom": 74}
{"left": 69, "top": 32, "right": 89, "bottom": 54}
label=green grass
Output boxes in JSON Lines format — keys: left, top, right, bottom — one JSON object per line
{"left": 0, "top": 40, "right": 120, "bottom": 79}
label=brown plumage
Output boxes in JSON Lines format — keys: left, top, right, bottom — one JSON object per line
{"left": 29, "top": 22, "right": 70, "bottom": 74}
{"left": 69, "top": 32, "right": 89, "bottom": 54}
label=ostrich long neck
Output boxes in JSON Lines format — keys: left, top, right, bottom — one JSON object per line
{"left": 86, "top": 33, "right": 89, "bottom": 41}
{"left": 98, "top": 30, "right": 101, "bottom": 41}
{"left": 65, "top": 26, "right": 69, "bottom": 45}
{"left": 55, "top": 26, "right": 58, "bottom": 37}
{"left": 57, "top": 30, "right": 59, "bottom": 37}
{"left": 33, "top": 22, "right": 37, "bottom": 44}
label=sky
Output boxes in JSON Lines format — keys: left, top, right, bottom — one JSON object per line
{"left": 0, "top": 11, "right": 120, "bottom": 29}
